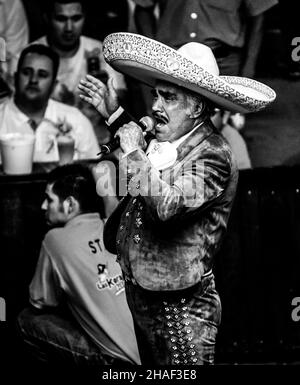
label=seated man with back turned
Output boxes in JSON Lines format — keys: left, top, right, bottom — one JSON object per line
{"left": 0, "top": 44, "right": 99, "bottom": 163}
{"left": 17, "top": 163, "right": 140, "bottom": 368}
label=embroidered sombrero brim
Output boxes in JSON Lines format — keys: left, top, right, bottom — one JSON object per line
{"left": 103, "top": 33, "right": 276, "bottom": 114}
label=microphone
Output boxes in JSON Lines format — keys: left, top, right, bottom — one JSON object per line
{"left": 98, "top": 116, "right": 155, "bottom": 155}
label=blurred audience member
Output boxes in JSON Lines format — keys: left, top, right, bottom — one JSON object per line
{"left": 0, "top": 0, "right": 29, "bottom": 90}
{"left": 35, "top": 0, "right": 126, "bottom": 103}
{"left": 211, "top": 109, "right": 252, "bottom": 170}
{"left": 0, "top": 44, "right": 99, "bottom": 163}
{"left": 30, "top": 0, "right": 127, "bottom": 144}
{"left": 134, "top": 0, "right": 278, "bottom": 77}
{"left": 17, "top": 163, "right": 140, "bottom": 367}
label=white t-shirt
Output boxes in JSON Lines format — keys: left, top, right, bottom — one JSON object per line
{"left": 221, "top": 123, "right": 252, "bottom": 170}
{"left": 29, "top": 213, "right": 141, "bottom": 365}
{"left": 0, "top": 0, "right": 29, "bottom": 79}
{"left": 0, "top": 98, "right": 100, "bottom": 162}
{"left": 33, "top": 35, "right": 127, "bottom": 94}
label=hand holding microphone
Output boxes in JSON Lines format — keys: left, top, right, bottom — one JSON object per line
{"left": 98, "top": 116, "right": 155, "bottom": 155}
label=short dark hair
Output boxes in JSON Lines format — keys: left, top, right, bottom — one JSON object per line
{"left": 44, "top": 0, "right": 86, "bottom": 15}
{"left": 17, "top": 44, "right": 60, "bottom": 82}
{"left": 47, "top": 164, "right": 99, "bottom": 213}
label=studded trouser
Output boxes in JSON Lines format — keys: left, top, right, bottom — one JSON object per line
{"left": 124, "top": 272, "right": 221, "bottom": 365}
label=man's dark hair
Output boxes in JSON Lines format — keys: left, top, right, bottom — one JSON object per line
{"left": 47, "top": 164, "right": 99, "bottom": 213}
{"left": 17, "top": 44, "right": 60, "bottom": 82}
{"left": 43, "top": 0, "right": 86, "bottom": 15}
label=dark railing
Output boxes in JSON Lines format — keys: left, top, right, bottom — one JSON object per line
{"left": 215, "top": 166, "right": 300, "bottom": 363}
{"left": 1, "top": 165, "right": 300, "bottom": 364}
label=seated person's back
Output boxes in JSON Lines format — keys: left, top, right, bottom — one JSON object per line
{"left": 18, "top": 163, "right": 140, "bottom": 365}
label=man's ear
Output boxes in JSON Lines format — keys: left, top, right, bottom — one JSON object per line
{"left": 189, "top": 101, "right": 204, "bottom": 119}
{"left": 63, "top": 196, "right": 80, "bottom": 216}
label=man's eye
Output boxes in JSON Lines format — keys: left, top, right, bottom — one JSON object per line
{"left": 54, "top": 16, "right": 67, "bottom": 22}
{"left": 39, "top": 72, "right": 50, "bottom": 78}
{"left": 165, "top": 96, "right": 176, "bottom": 102}
{"left": 21, "top": 68, "right": 30, "bottom": 76}
{"left": 72, "top": 15, "right": 83, "bottom": 22}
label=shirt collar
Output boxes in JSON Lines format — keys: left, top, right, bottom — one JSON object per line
{"left": 171, "top": 121, "right": 204, "bottom": 149}
{"left": 148, "top": 121, "right": 204, "bottom": 151}
{"left": 10, "top": 97, "right": 52, "bottom": 127}
{"left": 9, "top": 98, "right": 30, "bottom": 125}
{"left": 65, "top": 212, "right": 101, "bottom": 228}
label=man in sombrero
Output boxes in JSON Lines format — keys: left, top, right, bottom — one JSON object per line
{"left": 78, "top": 33, "right": 275, "bottom": 365}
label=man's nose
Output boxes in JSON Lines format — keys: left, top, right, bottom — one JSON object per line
{"left": 152, "top": 96, "right": 163, "bottom": 112}
{"left": 29, "top": 72, "right": 38, "bottom": 84}
{"left": 41, "top": 200, "right": 47, "bottom": 211}
{"left": 65, "top": 19, "right": 73, "bottom": 32}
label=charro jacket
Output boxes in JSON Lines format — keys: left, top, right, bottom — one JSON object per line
{"left": 104, "top": 117, "right": 238, "bottom": 291}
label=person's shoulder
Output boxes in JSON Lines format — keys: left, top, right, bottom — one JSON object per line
{"left": 0, "top": 97, "right": 11, "bottom": 112}
{"left": 43, "top": 225, "right": 78, "bottom": 258}
{"left": 204, "top": 126, "right": 232, "bottom": 150}
{"left": 6, "top": 0, "right": 26, "bottom": 12}
{"left": 200, "top": 129, "right": 236, "bottom": 168}
{"left": 44, "top": 227, "right": 66, "bottom": 246}
{"left": 48, "top": 98, "right": 88, "bottom": 120}
{"left": 30, "top": 35, "right": 47, "bottom": 45}
{"left": 245, "top": 0, "right": 278, "bottom": 16}
{"left": 81, "top": 36, "right": 103, "bottom": 50}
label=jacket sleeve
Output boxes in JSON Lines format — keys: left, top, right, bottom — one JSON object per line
{"left": 122, "top": 146, "right": 232, "bottom": 222}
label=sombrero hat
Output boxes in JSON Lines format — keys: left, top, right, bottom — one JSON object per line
{"left": 103, "top": 32, "right": 276, "bottom": 113}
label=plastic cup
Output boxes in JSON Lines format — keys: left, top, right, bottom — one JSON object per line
{"left": 0, "top": 133, "right": 35, "bottom": 174}
{"left": 57, "top": 135, "right": 75, "bottom": 165}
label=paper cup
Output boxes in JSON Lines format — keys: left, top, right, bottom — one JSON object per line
{"left": 0, "top": 133, "right": 35, "bottom": 174}
{"left": 57, "top": 135, "right": 75, "bottom": 165}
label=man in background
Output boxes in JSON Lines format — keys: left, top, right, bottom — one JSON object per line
{"left": 0, "top": 0, "right": 29, "bottom": 88}
{"left": 0, "top": 44, "right": 99, "bottom": 163}
{"left": 133, "top": 0, "right": 278, "bottom": 77}
{"left": 17, "top": 163, "right": 140, "bottom": 367}
{"left": 33, "top": 0, "right": 126, "bottom": 102}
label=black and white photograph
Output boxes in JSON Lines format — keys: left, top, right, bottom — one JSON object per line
{"left": 0, "top": 0, "right": 299, "bottom": 382}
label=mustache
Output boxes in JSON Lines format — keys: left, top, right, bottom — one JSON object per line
{"left": 153, "top": 113, "right": 168, "bottom": 125}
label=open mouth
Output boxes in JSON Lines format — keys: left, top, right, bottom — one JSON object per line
{"left": 154, "top": 115, "right": 168, "bottom": 128}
